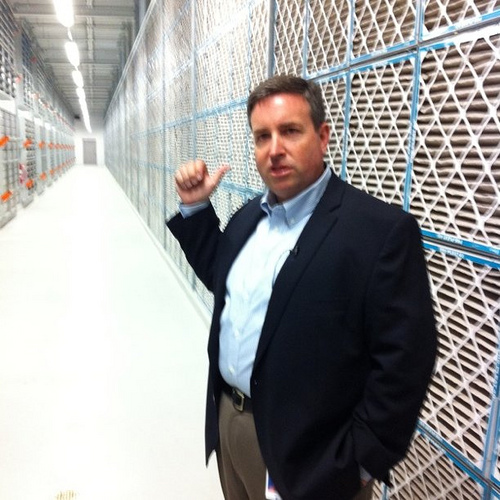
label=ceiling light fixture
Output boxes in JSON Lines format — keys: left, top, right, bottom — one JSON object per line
{"left": 76, "top": 87, "right": 86, "bottom": 100}
{"left": 54, "top": 0, "right": 91, "bottom": 133}
{"left": 81, "top": 104, "right": 92, "bottom": 133}
{"left": 53, "top": 0, "right": 75, "bottom": 28}
{"left": 65, "top": 41, "right": 80, "bottom": 67}
{"left": 72, "top": 70, "right": 84, "bottom": 88}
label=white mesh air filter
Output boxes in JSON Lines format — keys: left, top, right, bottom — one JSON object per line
{"left": 412, "top": 31, "right": 500, "bottom": 250}
{"left": 388, "top": 433, "right": 485, "bottom": 499}
{"left": 422, "top": 249, "right": 499, "bottom": 465}
{"left": 307, "top": 0, "right": 350, "bottom": 74}
{"left": 424, "top": 0, "right": 500, "bottom": 34}
{"left": 274, "top": 0, "right": 305, "bottom": 75}
{"left": 352, "top": 0, "right": 416, "bottom": 58}
{"left": 347, "top": 58, "right": 414, "bottom": 207}
{"left": 321, "top": 78, "right": 347, "bottom": 176}
{"left": 249, "top": 0, "right": 271, "bottom": 86}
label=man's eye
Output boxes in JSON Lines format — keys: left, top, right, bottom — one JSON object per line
{"left": 255, "top": 134, "right": 269, "bottom": 143}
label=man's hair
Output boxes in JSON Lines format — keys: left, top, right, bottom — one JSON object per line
{"left": 247, "top": 74, "right": 326, "bottom": 130}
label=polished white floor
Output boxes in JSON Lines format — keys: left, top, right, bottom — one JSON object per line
{"left": 0, "top": 165, "right": 223, "bottom": 500}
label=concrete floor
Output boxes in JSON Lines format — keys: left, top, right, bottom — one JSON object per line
{"left": 0, "top": 165, "right": 223, "bottom": 500}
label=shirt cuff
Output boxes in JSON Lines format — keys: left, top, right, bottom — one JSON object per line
{"left": 179, "top": 201, "right": 210, "bottom": 218}
{"left": 360, "top": 466, "right": 372, "bottom": 483}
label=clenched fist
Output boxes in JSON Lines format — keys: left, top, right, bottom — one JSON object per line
{"left": 174, "top": 159, "right": 230, "bottom": 205}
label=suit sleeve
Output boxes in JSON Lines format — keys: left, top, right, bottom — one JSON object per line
{"left": 352, "top": 213, "right": 437, "bottom": 480}
{"left": 166, "top": 204, "right": 222, "bottom": 292}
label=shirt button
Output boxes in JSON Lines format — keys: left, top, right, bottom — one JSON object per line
{"left": 229, "top": 365, "right": 235, "bottom": 374}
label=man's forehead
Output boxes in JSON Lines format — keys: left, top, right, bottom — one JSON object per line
{"left": 253, "top": 92, "right": 308, "bottom": 108}
{"left": 250, "top": 93, "right": 311, "bottom": 127}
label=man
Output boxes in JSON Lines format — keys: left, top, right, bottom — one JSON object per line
{"left": 167, "top": 75, "right": 436, "bottom": 500}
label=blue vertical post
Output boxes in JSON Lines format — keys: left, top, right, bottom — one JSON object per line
{"left": 482, "top": 333, "right": 500, "bottom": 500}
{"left": 190, "top": 0, "right": 197, "bottom": 289}
{"left": 340, "top": 0, "right": 355, "bottom": 182}
{"left": 267, "top": 0, "right": 276, "bottom": 78}
{"left": 302, "top": 0, "right": 310, "bottom": 79}
{"left": 403, "top": 0, "right": 424, "bottom": 213}
{"left": 404, "top": 52, "right": 421, "bottom": 214}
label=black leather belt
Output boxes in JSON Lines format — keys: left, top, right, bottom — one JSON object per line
{"left": 222, "top": 381, "right": 252, "bottom": 412}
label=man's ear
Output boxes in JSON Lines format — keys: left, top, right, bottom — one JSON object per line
{"left": 319, "top": 122, "right": 331, "bottom": 154}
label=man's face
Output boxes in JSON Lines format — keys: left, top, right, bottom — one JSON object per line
{"left": 250, "top": 93, "right": 330, "bottom": 203}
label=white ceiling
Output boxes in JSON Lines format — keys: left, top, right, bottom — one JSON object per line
{"left": 9, "top": 0, "right": 140, "bottom": 120}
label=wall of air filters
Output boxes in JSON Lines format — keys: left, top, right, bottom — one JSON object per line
{"left": 104, "top": 1, "right": 500, "bottom": 498}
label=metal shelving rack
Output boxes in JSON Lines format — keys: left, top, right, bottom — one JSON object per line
{"left": 0, "top": 0, "right": 75, "bottom": 225}
{"left": 0, "top": 0, "right": 18, "bottom": 226}
{"left": 0, "top": 108, "right": 17, "bottom": 226}
{"left": 0, "top": 0, "right": 16, "bottom": 100}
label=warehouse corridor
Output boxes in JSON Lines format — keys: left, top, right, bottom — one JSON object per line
{"left": 0, "top": 165, "right": 223, "bottom": 500}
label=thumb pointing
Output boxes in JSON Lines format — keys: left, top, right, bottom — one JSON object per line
{"left": 211, "top": 164, "right": 230, "bottom": 187}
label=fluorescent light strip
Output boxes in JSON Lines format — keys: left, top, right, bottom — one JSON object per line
{"left": 72, "top": 70, "right": 84, "bottom": 88}
{"left": 53, "top": 0, "right": 92, "bottom": 132}
{"left": 76, "top": 87, "right": 85, "bottom": 100}
{"left": 53, "top": 0, "right": 74, "bottom": 28}
{"left": 65, "top": 41, "right": 80, "bottom": 67}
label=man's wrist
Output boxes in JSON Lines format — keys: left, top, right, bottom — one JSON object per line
{"left": 179, "top": 200, "right": 210, "bottom": 218}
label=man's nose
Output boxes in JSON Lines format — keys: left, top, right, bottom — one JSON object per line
{"left": 269, "top": 134, "right": 285, "bottom": 157}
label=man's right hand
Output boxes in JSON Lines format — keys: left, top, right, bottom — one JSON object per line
{"left": 174, "top": 159, "right": 230, "bottom": 205}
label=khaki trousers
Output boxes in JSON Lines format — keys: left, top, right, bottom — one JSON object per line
{"left": 216, "top": 390, "right": 374, "bottom": 500}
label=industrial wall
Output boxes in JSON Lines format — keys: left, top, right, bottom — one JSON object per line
{"left": 0, "top": 0, "right": 76, "bottom": 228}
{"left": 104, "top": 0, "right": 500, "bottom": 498}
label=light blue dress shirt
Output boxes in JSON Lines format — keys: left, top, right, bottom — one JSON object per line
{"left": 218, "top": 167, "right": 332, "bottom": 396}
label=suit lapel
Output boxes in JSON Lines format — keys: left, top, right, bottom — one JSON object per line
{"left": 253, "top": 174, "right": 346, "bottom": 369}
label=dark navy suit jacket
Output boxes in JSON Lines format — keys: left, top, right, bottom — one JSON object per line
{"left": 167, "top": 171, "right": 436, "bottom": 500}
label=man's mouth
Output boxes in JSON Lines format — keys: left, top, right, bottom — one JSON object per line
{"left": 270, "top": 164, "right": 292, "bottom": 177}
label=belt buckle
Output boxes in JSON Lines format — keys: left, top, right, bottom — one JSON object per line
{"left": 232, "top": 388, "right": 245, "bottom": 412}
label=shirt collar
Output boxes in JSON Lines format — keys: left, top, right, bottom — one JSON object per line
{"left": 260, "top": 166, "right": 332, "bottom": 226}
